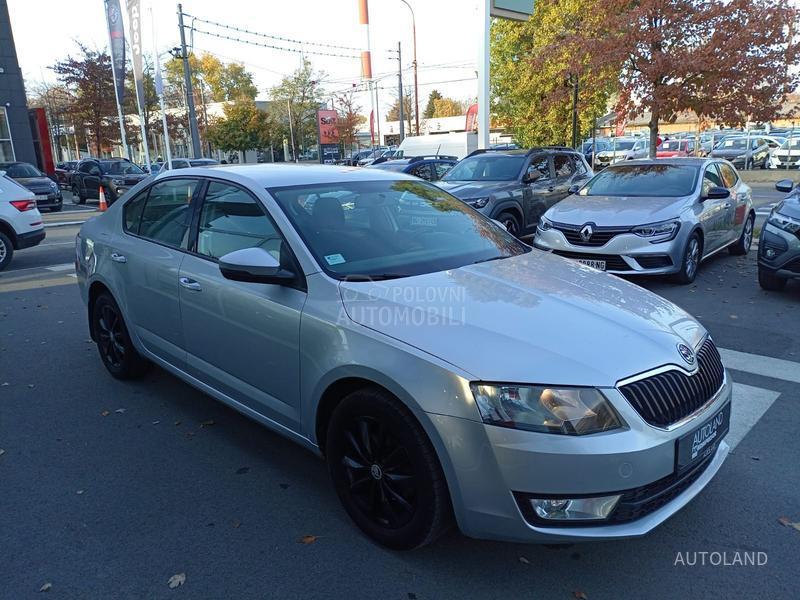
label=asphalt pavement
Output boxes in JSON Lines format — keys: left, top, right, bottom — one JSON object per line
{"left": 1, "top": 191, "right": 799, "bottom": 599}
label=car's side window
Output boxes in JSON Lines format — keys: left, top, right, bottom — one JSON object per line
{"left": 527, "top": 154, "right": 550, "bottom": 182}
{"left": 138, "top": 178, "right": 199, "bottom": 249}
{"left": 410, "top": 163, "right": 433, "bottom": 181}
{"left": 718, "top": 163, "right": 738, "bottom": 188}
{"left": 553, "top": 154, "right": 577, "bottom": 179}
{"left": 433, "top": 162, "right": 453, "bottom": 180}
{"left": 78, "top": 162, "right": 93, "bottom": 174}
{"left": 123, "top": 189, "right": 149, "bottom": 234}
{"left": 702, "top": 164, "right": 724, "bottom": 196}
{"left": 196, "top": 181, "right": 282, "bottom": 261}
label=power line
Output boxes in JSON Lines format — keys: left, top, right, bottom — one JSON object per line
{"left": 191, "top": 27, "right": 360, "bottom": 60}
{"left": 183, "top": 13, "right": 362, "bottom": 53}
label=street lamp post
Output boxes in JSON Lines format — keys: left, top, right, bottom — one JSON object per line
{"left": 397, "top": 0, "right": 419, "bottom": 136}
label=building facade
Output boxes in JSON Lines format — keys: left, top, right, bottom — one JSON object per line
{"left": 0, "top": 0, "right": 35, "bottom": 164}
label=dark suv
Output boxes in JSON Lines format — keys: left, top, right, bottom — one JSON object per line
{"left": 435, "top": 147, "right": 593, "bottom": 237}
{"left": 367, "top": 155, "right": 457, "bottom": 181}
{"left": 71, "top": 158, "right": 148, "bottom": 205}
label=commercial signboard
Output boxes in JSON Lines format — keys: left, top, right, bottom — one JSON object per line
{"left": 317, "top": 109, "right": 341, "bottom": 164}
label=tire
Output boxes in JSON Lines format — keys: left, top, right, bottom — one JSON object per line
{"left": 496, "top": 211, "right": 521, "bottom": 238}
{"left": 729, "top": 213, "right": 754, "bottom": 255}
{"left": 673, "top": 232, "right": 702, "bottom": 284}
{"left": 0, "top": 231, "right": 13, "bottom": 272}
{"left": 50, "top": 203, "right": 63, "bottom": 213}
{"left": 326, "top": 388, "right": 452, "bottom": 550}
{"left": 92, "top": 293, "right": 150, "bottom": 379}
{"left": 758, "top": 268, "right": 787, "bottom": 291}
{"left": 71, "top": 184, "right": 85, "bottom": 205}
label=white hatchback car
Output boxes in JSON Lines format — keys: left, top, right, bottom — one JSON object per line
{"left": 0, "top": 171, "right": 46, "bottom": 271}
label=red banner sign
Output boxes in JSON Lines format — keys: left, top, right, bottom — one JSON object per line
{"left": 317, "top": 110, "right": 339, "bottom": 145}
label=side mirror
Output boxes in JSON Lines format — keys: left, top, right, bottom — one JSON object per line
{"left": 568, "top": 184, "right": 581, "bottom": 195}
{"left": 704, "top": 186, "right": 730, "bottom": 200}
{"left": 776, "top": 179, "right": 794, "bottom": 193}
{"left": 219, "top": 247, "right": 295, "bottom": 285}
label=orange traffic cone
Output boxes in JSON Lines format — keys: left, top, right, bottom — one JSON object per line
{"left": 98, "top": 185, "right": 108, "bottom": 212}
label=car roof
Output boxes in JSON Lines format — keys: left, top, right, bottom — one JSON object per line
{"left": 153, "top": 163, "right": 419, "bottom": 186}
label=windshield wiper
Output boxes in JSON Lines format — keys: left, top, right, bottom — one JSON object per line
{"left": 343, "top": 273, "right": 407, "bottom": 282}
{"left": 472, "top": 255, "right": 508, "bottom": 265}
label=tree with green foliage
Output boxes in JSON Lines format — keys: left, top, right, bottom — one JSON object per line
{"left": 423, "top": 89, "right": 443, "bottom": 119}
{"left": 269, "top": 60, "right": 325, "bottom": 159}
{"left": 432, "top": 97, "right": 467, "bottom": 118}
{"left": 163, "top": 52, "right": 258, "bottom": 104}
{"left": 491, "top": 0, "right": 618, "bottom": 147}
{"left": 206, "top": 99, "right": 272, "bottom": 160}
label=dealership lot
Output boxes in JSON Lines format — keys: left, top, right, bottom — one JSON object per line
{"left": 1, "top": 186, "right": 799, "bottom": 598}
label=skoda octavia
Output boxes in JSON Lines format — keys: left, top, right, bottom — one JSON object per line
{"left": 76, "top": 164, "right": 732, "bottom": 549}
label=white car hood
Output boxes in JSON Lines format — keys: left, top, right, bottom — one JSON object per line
{"left": 339, "top": 252, "right": 705, "bottom": 386}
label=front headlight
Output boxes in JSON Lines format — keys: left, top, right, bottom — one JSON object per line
{"left": 111, "top": 178, "right": 125, "bottom": 187}
{"left": 470, "top": 384, "right": 623, "bottom": 435}
{"left": 768, "top": 212, "right": 800, "bottom": 234}
{"left": 632, "top": 219, "right": 680, "bottom": 241}
{"left": 49, "top": 180, "right": 58, "bottom": 190}
{"left": 468, "top": 197, "right": 489, "bottom": 208}
{"left": 538, "top": 216, "right": 553, "bottom": 231}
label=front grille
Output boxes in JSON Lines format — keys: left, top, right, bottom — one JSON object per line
{"left": 635, "top": 255, "right": 673, "bottom": 269}
{"left": 553, "top": 250, "right": 630, "bottom": 271}
{"left": 553, "top": 222, "right": 630, "bottom": 247}
{"left": 619, "top": 338, "right": 724, "bottom": 427}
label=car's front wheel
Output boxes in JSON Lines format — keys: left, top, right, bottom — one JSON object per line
{"left": 496, "top": 211, "right": 521, "bottom": 237}
{"left": 0, "top": 231, "right": 13, "bottom": 272}
{"left": 729, "top": 213, "right": 754, "bottom": 255}
{"left": 71, "top": 185, "right": 85, "bottom": 204}
{"left": 92, "top": 293, "right": 150, "bottom": 379}
{"left": 758, "top": 268, "right": 787, "bottom": 291}
{"left": 674, "top": 232, "right": 702, "bottom": 284}
{"left": 326, "top": 388, "right": 452, "bottom": 550}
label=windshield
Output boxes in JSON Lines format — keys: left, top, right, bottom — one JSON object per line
{"left": 716, "top": 138, "right": 749, "bottom": 150}
{"left": 370, "top": 162, "right": 409, "bottom": 172}
{"left": 581, "top": 164, "right": 700, "bottom": 197}
{"left": 780, "top": 138, "right": 800, "bottom": 149}
{"left": 101, "top": 161, "right": 145, "bottom": 175}
{"left": 442, "top": 154, "right": 526, "bottom": 181}
{"left": 661, "top": 140, "right": 688, "bottom": 150}
{"left": 269, "top": 179, "right": 529, "bottom": 279}
{"left": 609, "top": 141, "right": 636, "bottom": 151}
{"left": 2, "top": 163, "right": 43, "bottom": 178}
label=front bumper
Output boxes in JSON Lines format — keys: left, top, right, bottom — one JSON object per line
{"left": 758, "top": 224, "right": 800, "bottom": 279}
{"left": 533, "top": 226, "right": 684, "bottom": 275}
{"left": 33, "top": 193, "right": 62, "bottom": 209}
{"left": 429, "top": 375, "right": 732, "bottom": 543}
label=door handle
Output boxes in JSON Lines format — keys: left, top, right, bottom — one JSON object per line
{"left": 723, "top": 202, "right": 732, "bottom": 208}
{"left": 547, "top": 186, "right": 555, "bottom": 192}
{"left": 110, "top": 252, "right": 127, "bottom": 263}
{"left": 179, "top": 277, "right": 202, "bottom": 291}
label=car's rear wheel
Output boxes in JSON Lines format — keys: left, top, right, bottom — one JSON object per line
{"left": 326, "top": 388, "right": 452, "bottom": 550}
{"left": 92, "top": 293, "right": 150, "bottom": 379}
{"left": 673, "top": 232, "right": 702, "bottom": 284}
{"left": 758, "top": 268, "right": 787, "bottom": 291}
{"left": 496, "top": 211, "right": 521, "bottom": 237}
{"left": 71, "top": 185, "right": 85, "bottom": 204}
{"left": 0, "top": 231, "right": 13, "bottom": 272}
{"left": 729, "top": 213, "right": 754, "bottom": 255}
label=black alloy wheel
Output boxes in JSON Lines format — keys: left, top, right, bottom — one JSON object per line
{"left": 92, "top": 293, "right": 149, "bottom": 379}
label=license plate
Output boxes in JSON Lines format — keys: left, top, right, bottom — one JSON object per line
{"left": 34, "top": 194, "right": 48, "bottom": 201}
{"left": 577, "top": 259, "right": 606, "bottom": 270}
{"left": 676, "top": 403, "right": 730, "bottom": 473}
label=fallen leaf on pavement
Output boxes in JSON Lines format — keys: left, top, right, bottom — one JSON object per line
{"left": 200, "top": 419, "right": 215, "bottom": 427}
{"left": 152, "top": 420, "right": 161, "bottom": 425}
{"left": 778, "top": 516, "right": 800, "bottom": 531}
{"left": 114, "top": 408, "right": 126, "bottom": 414}
{"left": 518, "top": 556, "right": 530, "bottom": 564}
{"left": 76, "top": 490, "right": 84, "bottom": 495}
{"left": 100, "top": 410, "right": 110, "bottom": 417}
{"left": 27, "top": 384, "right": 35, "bottom": 389}
{"left": 39, "top": 582, "right": 52, "bottom": 592}
{"left": 1, "top": 382, "right": 8, "bottom": 386}
{"left": 174, "top": 421, "right": 182, "bottom": 426}
{"left": 299, "top": 535, "right": 319, "bottom": 544}
{"left": 167, "top": 573, "right": 186, "bottom": 589}
{"left": 729, "top": 314, "right": 738, "bottom": 320}
{"left": 573, "top": 592, "right": 588, "bottom": 600}
{"left": 0, "top": 449, "right": 5, "bottom": 457}
{"left": 232, "top": 520, "right": 241, "bottom": 529}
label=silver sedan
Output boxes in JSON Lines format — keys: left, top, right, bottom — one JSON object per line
{"left": 534, "top": 158, "right": 755, "bottom": 283}
{"left": 75, "top": 164, "right": 731, "bottom": 548}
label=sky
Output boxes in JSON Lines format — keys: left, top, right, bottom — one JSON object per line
{"left": 8, "top": 0, "right": 484, "bottom": 120}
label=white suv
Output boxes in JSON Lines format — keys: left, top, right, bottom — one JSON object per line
{"left": 0, "top": 171, "right": 46, "bottom": 271}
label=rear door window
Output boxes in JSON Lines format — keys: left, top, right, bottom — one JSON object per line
{"left": 433, "top": 162, "right": 453, "bottom": 180}
{"left": 138, "top": 178, "right": 199, "bottom": 249}
{"left": 553, "top": 154, "right": 577, "bottom": 180}
{"left": 123, "top": 189, "right": 149, "bottom": 234}
{"left": 409, "top": 163, "right": 434, "bottom": 181}
{"left": 718, "top": 163, "right": 739, "bottom": 188}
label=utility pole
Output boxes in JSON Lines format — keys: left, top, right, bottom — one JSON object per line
{"left": 394, "top": 42, "right": 405, "bottom": 143}
{"left": 177, "top": 4, "right": 201, "bottom": 158}
{"left": 398, "top": 0, "right": 419, "bottom": 136}
{"left": 570, "top": 75, "right": 579, "bottom": 148}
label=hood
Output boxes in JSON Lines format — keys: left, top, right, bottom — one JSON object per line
{"left": 544, "top": 193, "right": 687, "bottom": 226}
{"left": 437, "top": 180, "right": 518, "bottom": 199}
{"left": 14, "top": 176, "right": 56, "bottom": 193}
{"left": 339, "top": 252, "right": 705, "bottom": 386}
{"left": 776, "top": 194, "right": 800, "bottom": 220}
{"left": 711, "top": 149, "right": 747, "bottom": 158}
{"left": 597, "top": 150, "right": 632, "bottom": 158}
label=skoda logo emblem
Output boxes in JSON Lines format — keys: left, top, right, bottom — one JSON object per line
{"left": 677, "top": 343, "right": 695, "bottom": 365}
{"left": 580, "top": 223, "right": 594, "bottom": 242}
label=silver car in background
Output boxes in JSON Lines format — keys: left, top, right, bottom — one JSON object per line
{"left": 75, "top": 164, "right": 732, "bottom": 549}
{"left": 535, "top": 159, "right": 755, "bottom": 283}
{"left": 594, "top": 138, "right": 648, "bottom": 169}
